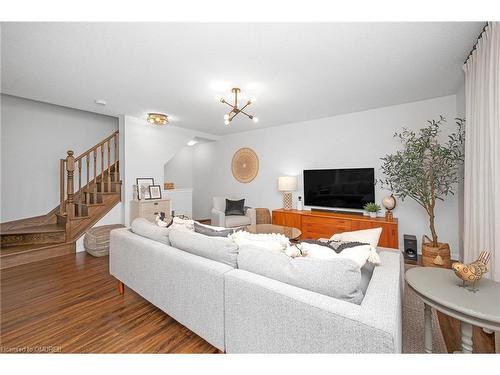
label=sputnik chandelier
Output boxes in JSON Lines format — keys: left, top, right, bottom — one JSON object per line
{"left": 217, "top": 88, "right": 258, "bottom": 126}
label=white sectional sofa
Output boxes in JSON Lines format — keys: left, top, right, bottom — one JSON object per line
{"left": 109, "top": 226, "right": 403, "bottom": 353}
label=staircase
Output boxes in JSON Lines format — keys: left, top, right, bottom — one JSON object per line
{"left": 0, "top": 131, "right": 121, "bottom": 269}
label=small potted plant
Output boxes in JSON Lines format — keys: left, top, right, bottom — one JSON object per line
{"left": 363, "top": 202, "right": 381, "bottom": 218}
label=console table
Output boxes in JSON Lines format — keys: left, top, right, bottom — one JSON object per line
{"left": 272, "top": 209, "right": 398, "bottom": 248}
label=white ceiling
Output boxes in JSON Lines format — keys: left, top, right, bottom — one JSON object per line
{"left": 1, "top": 22, "right": 484, "bottom": 135}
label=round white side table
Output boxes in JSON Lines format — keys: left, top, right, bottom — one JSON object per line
{"left": 405, "top": 267, "right": 500, "bottom": 353}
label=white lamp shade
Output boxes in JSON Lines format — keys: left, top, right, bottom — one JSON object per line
{"left": 278, "top": 176, "right": 297, "bottom": 192}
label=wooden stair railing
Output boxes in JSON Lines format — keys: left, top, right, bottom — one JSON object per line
{"left": 59, "top": 131, "right": 120, "bottom": 231}
{"left": 0, "top": 130, "right": 121, "bottom": 269}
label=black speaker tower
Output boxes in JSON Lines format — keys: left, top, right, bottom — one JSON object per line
{"left": 404, "top": 234, "right": 418, "bottom": 261}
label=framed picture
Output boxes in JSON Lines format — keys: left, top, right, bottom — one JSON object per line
{"left": 147, "top": 185, "right": 162, "bottom": 200}
{"left": 136, "top": 178, "right": 154, "bottom": 200}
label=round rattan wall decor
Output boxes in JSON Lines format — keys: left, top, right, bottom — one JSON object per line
{"left": 231, "top": 147, "right": 259, "bottom": 183}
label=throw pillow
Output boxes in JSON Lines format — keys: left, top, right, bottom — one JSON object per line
{"left": 155, "top": 212, "right": 173, "bottom": 228}
{"left": 170, "top": 217, "right": 195, "bottom": 232}
{"left": 230, "top": 231, "right": 290, "bottom": 252}
{"left": 237, "top": 244, "right": 364, "bottom": 304}
{"left": 225, "top": 199, "right": 245, "bottom": 216}
{"left": 169, "top": 229, "right": 238, "bottom": 268}
{"left": 330, "top": 227, "right": 383, "bottom": 247}
{"left": 131, "top": 218, "right": 171, "bottom": 245}
{"left": 297, "top": 242, "right": 381, "bottom": 268}
{"left": 194, "top": 222, "right": 234, "bottom": 237}
{"left": 301, "top": 239, "right": 369, "bottom": 253}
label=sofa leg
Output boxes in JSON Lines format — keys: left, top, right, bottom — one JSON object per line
{"left": 117, "top": 281, "right": 124, "bottom": 295}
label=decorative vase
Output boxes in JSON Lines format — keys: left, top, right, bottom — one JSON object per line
{"left": 297, "top": 196, "right": 303, "bottom": 211}
{"left": 369, "top": 212, "right": 377, "bottom": 218}
{"left": 421, "top": 235, "right": 451, "bottom": 268}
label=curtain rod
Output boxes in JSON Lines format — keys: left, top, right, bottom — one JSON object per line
{"left": 463, "top": 22, "right": 489, "bottom": 65}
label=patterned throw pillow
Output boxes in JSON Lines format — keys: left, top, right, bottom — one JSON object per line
{"left": 301, "top": 239, "right": 369, "bottom": 253}
{"left": 194, "top": 222, "right": 235, "bottom": 237}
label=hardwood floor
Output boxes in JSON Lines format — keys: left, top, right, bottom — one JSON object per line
{"left": 1, "top": 253, "right": 496, "bottom": 353}
{"left": 0, "top": 253, "right": 218, "bottom": 353}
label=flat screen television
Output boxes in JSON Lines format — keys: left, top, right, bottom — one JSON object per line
{"left": 303, "top": 168, "right": 375, "bottom": 210}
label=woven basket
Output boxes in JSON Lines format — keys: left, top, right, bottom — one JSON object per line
{"left": 255, "top": 208, "right": 271, "bottom": 224}
{"left": 421, "top": 235, "right": 451, "bottom": 268}
{"left": 84, "top": 224, "right": 125, "bottom": 257}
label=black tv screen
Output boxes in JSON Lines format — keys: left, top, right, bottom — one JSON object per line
{"left": 303, "top": 168, "right": 375, "bottom": 210}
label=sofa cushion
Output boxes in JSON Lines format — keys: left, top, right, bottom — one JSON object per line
{"left": 237, "top": 244, "right": 364, "bottom": 304}
{"left": 330, "top": 227, "right": 383, "bottom": 247}
{"left": 130, "top": 218, "right": 171, "bottom": 245}
{"left": 194, "top": 222, "right": 234, "bottom": 237}
{"left": 169, "top": 229, "right": 238, "bottom": 268}
{"left": 225, "top": 199, "right": 245, "bottom": 215}
{"left": 225, "top": 215, "right": 251, "bottom": 228}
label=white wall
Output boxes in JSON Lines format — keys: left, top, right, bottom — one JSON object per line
{"left": 120, "top": 115, "right": 216, "bottom": 225}
{"left": 192, "top": 95, "right": 461, "bottom": 258}
{"left": 0, "top": 94, "right": 118, "bottom": 222}
{"left": 164, "top": 146, "right": 194, "bottom": 189}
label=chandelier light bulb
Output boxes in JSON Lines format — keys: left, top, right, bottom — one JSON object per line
{"left": 224, "top": 119, "right": 230, "bottom": 125}
{"left": 224, "top": 114, "right": 229, "bottom": 120}
{"left": 215, "top": 95, "right": 222, "bottom": 102}
{"left": 252, "top": 116, "right": 259, "bottom": 123}
{"left": 249, "top": 97, "right": 256, "bottom": 104}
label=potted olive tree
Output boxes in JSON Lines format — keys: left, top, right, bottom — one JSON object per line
{"left": 380, "top": 116, "right": 464, "bottom": 267}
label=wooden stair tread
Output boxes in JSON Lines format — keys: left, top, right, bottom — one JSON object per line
{"left": 0, "top": 223, "right": 66, "bottom": 236}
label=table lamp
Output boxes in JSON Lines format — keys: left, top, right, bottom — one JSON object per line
{"left": 278, "top": 176, "right": 297, "bottom": 210}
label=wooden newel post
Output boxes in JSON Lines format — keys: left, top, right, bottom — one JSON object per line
{"left": 66, "top": 150, "right": 75, "bottom": 218}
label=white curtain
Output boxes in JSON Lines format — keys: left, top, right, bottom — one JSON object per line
{"left": 463, "top": 22, "right": 500, "bottom": 281}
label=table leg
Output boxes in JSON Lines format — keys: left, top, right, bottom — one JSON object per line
{"left": 460, "top": 322, "right": 473, "bottom": 353}
{"left": 424, "top": 303, "right": 432, "bottom": 353}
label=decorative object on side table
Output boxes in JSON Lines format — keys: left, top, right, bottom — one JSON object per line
{"left": 452, "top": 251, "right": 491, "bottom": 292}
{"left": 164, "top": 182, "right": 175, "bottom": 190}
{"left": 363, "top": 202, "right": 381, "bottom": 218}
{"left": 380, "top": 117, "right": 465, "bottom": 268}
{"left": 278, "top": 176, "right": 297, "bottom": 210}
{"left": 231, "top": 147, "right": 259, "bottom": 183}
{"left": 382, "top": 194, "right": 397, "bottom": 221}
{"left": 136, "top": 177, "right": 155, "bottom": 200}
{"left": 148, "top": 185, "right": 162, "bottom": 200}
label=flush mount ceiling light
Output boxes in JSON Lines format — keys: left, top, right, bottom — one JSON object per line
{"left": 216, "top": 88, "right": 258, "bottom": 126}
{"left": 147, "top": 113, "right": 169, "bottom": 126}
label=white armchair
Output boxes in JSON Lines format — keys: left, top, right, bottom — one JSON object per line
{"left": 211, "top": 197, "right": 256, "bottom": 228}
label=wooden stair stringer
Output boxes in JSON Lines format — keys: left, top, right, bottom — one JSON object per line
{"left": 66, "top": 192, "right": 122, "bottom": 242}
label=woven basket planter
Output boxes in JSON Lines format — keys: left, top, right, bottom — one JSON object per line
{"left": 84, "top": 224, "right": 125, "bottom": 257}
{"left": 421, "top": 237, "right": 451, "bottom": 268}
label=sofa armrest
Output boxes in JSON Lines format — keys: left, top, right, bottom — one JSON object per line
{"left": 245, "top": 208, "right": 256, "bottom": 226}
{"left": 224, "top": 250, "right": 402, "bottom": 353}
{"left": 211, "top": 208, "right": 226, "bottom": 227}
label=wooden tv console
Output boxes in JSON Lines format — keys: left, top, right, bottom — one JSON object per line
{"left": 272, "top": 209, "right": 399, "bottom": 249}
